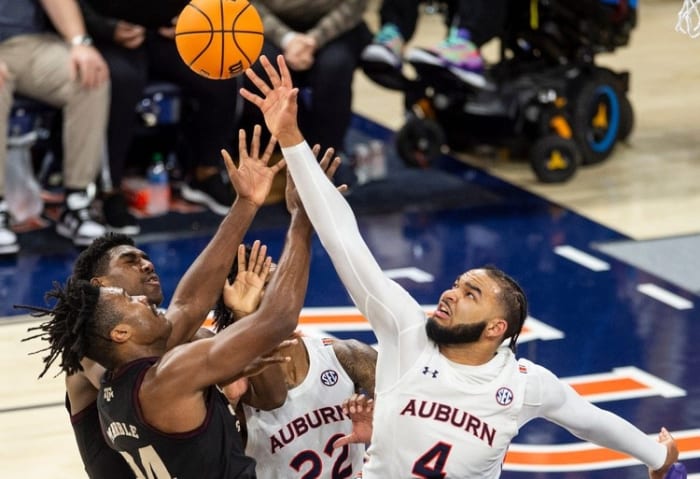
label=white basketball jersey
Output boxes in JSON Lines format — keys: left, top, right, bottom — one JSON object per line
{"left": 363, "top": 345, "right": 530, "bottom": 479}
{"left": 242, "top": 336, "right": 365, "bottom": 479}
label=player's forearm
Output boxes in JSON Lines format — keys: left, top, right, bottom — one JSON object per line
{"left": 168, "top": 198, "right": 258, "bottom": 346}
{"left": 253, "top": 209, "right": 312, "bottom": 334}
{"left": 281, "top": 141, "right": 411, "bottom": 321}
{"left": 245, "top": 364, "right": 288, "bottom": 410}
{"left": 282, "top": 142, "right": 382, "bottom": 286}
{"left": 204, "top": 216, "right": 311, "bottom": 386}
{"left": 542, "top": 379, "right": 667, "bottom": 470}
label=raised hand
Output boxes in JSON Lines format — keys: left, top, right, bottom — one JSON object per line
{"left": 333, "top": 393, "right": 374, "bottom": 448}
{"left": 648, "top": 428, "right": 681, "bottom": 479}
{"left": 221, "top": 124, "right": 284, "bottom": 208}
{"left": 240, "top": 55, "right": 303, "bottom": 146}
{"left": 222, "top": 241, "right": 273, "bottom": 318}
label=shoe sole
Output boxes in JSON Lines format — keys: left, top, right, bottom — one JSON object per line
{"left": 107, "top": 224, "right": 141, "bottom": 236}
{"left": 180, "top": 185, "right": 230, "bottom": 216}
{"left": 0, "top": 243, "right": 19, "bottom": 255}
{"left": 56, "top": 224, "right": 99, "bottom": 247}
{"left": 406, "top": 49, "right": 494, "bottom": 91}
{"left": 361, "top": 45, "right": 402, "bottom": 69}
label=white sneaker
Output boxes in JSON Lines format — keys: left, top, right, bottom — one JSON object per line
{"left": 361, "top": 23, "right": 404, "bottom": 70}
{"left": 56, "top": 191, "right": 106, "bottom": 247}
{"left": 0, "top": 201, "right": 19, "bottom": 255}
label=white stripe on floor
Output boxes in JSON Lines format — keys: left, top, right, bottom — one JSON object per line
{"left": 637, "top": 283, "right": 694, "bottom": 310}
{"left": 554, "top": 245, "right": 610, "bottom": 271}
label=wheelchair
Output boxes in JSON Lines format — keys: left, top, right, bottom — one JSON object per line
{"left": 365, "top": 0, "right": 637, "bottom": 183}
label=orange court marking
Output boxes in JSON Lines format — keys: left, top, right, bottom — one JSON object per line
{"left": 569, "top": 377, "right": 647, "bottom": 396}
{"left": 505, "top": 433, "right": 700, "bottom": 467}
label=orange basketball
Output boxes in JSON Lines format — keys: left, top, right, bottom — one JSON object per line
{"left": 175, "top": 0, "right": 264, "bottom": 80}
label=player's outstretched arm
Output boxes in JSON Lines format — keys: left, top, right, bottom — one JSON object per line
{"left": 242, "top": 146, "right": 346, "bottom": 410}
{"left": 648, "top": 428, "right": 682, "bottom": 479}
{"left": 165, "top": 125, "right": 283, "bottom": 350}
{"left": 533, "top": 365, "right": 671, "bottom": 472}
{"left": 241, "top": 55, "right": 424, "bottom": 342}
{"left": 151, "top": 143, "right": 312, "bottom": 405}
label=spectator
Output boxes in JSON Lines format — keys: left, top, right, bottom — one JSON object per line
{"left": 78, "top": 0, "right": 243, "bottom": 221}
{"left": 0, "top": 0, "right": 109, "bottom": 252}
{"left": 244, "top": 0, "right": 373, "bottom": 185}
{"left": 362, "top": 0, "right": 507, "bottom": 88}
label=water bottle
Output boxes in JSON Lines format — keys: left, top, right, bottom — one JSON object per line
{"left": 5, "top": 130, "right": 43, "bottom": 223}
{"left": 146, "top": 152, "right": 170, "bottom": 216}
{"left": 368, "top": 140, "right": 387, "bottom": 181}
{"left": 353, "top": 143, "right": 371, "bottom": 185}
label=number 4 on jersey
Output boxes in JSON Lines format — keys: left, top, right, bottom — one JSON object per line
{"left": 412, "top": 442, "right": 452, "bottom": 479}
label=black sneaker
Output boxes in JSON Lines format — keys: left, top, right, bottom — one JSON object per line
{"left": 180, "top": 173, "right": 236, "bottom": 216}
{"left": 56, "top": 191, "right": 106, "bottom": 246}
{"left": 103, "top": 192, "right": 140, "bottom": 235}
{"left": 0, "top": 201, "right": 19, "bottom": 255}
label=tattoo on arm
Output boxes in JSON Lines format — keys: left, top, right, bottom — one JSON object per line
{"left": 335, "top": 339, "right": 378, "bottom": 396}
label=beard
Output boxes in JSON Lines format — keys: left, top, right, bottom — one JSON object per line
{"left": 425, "top": 317, "right": 487, "bottom": 345}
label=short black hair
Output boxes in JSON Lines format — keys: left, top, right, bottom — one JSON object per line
{"left": 72, "top": 233, "right": 135, "bottom": 281}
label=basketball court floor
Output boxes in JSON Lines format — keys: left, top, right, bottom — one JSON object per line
{"left": 1, "top": 0, "right": 699, "bottom": 477}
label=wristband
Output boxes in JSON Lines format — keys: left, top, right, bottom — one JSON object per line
{"left": 69, "top": 34, "right": 93, "bottom": 47}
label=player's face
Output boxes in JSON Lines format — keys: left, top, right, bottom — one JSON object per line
{"left": 101, "top": 286, "right": 170, "bottom": 339}
{"left": 96, "top": 245, "right": 163, "bottom": 306}
{"left": 428, "top": 269, "right": 504, "bottom": 344}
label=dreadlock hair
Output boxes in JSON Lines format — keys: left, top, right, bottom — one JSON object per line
{"left": 483, "top": 266, "right": 528, "bottom": 354}
{"left": 72, "top": 232, "right": 135, "bottom": 281}
{"left": 20, "top": 279, "right": 121, "bottom": 378}
{"left": 212, "top": 244, "right": 253, "bottom": 332}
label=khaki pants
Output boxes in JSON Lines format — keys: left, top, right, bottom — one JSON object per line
{"left": 0, "top": 33, "right": 109, "bottom": 196}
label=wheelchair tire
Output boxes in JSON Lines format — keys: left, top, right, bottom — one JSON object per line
{"left": 395, "top": 117, "right": 446, "bottom": 168}
{"left": 530, "top": 135, "right": 580, "bottom": 183}
{"left": 618, "top": 93, "right": 634, "bottom": 142}
{"left": 570, "top": 70, "right": 624, "bottom": 165}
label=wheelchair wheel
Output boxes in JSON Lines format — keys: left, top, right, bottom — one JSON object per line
{"left": 570, "top": 71, "right": 624, "bottom": 165}
{"left": 530, "top": 135, "right": 580, "bottom": 183}
{"left": 395, "top": 117, "right": 446, "bottom": 168}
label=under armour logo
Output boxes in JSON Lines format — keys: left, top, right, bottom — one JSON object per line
{"left": 422, "top": 366, "right": 439, "bottom": 378}
{"left": 103, "top": 387, "right": 114, "bottom": 402}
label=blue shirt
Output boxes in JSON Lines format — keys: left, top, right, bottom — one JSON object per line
{"left": 0, "top": 0, "right": 47, "bottom": 43}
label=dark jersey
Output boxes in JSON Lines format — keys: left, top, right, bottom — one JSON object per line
{"left": 66, "top": 395, "right": 135, "bottom": 478}
{"left": 97, "top": 357, "right": 256, "bottom": 479}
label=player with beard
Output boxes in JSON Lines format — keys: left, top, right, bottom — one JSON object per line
{"left": 240, "top": 54, "right": 682, "bottom": 479}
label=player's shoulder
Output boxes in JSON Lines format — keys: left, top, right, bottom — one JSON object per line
{"left": 515, "top": 356, "right": 553, "bottom": 376}
{"left": 331, "top": 337, "right": 376, "bottom": 358}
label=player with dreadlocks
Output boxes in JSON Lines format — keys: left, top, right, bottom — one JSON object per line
{"left": 22, "top": 125, "right": 312, "bottom": 478}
